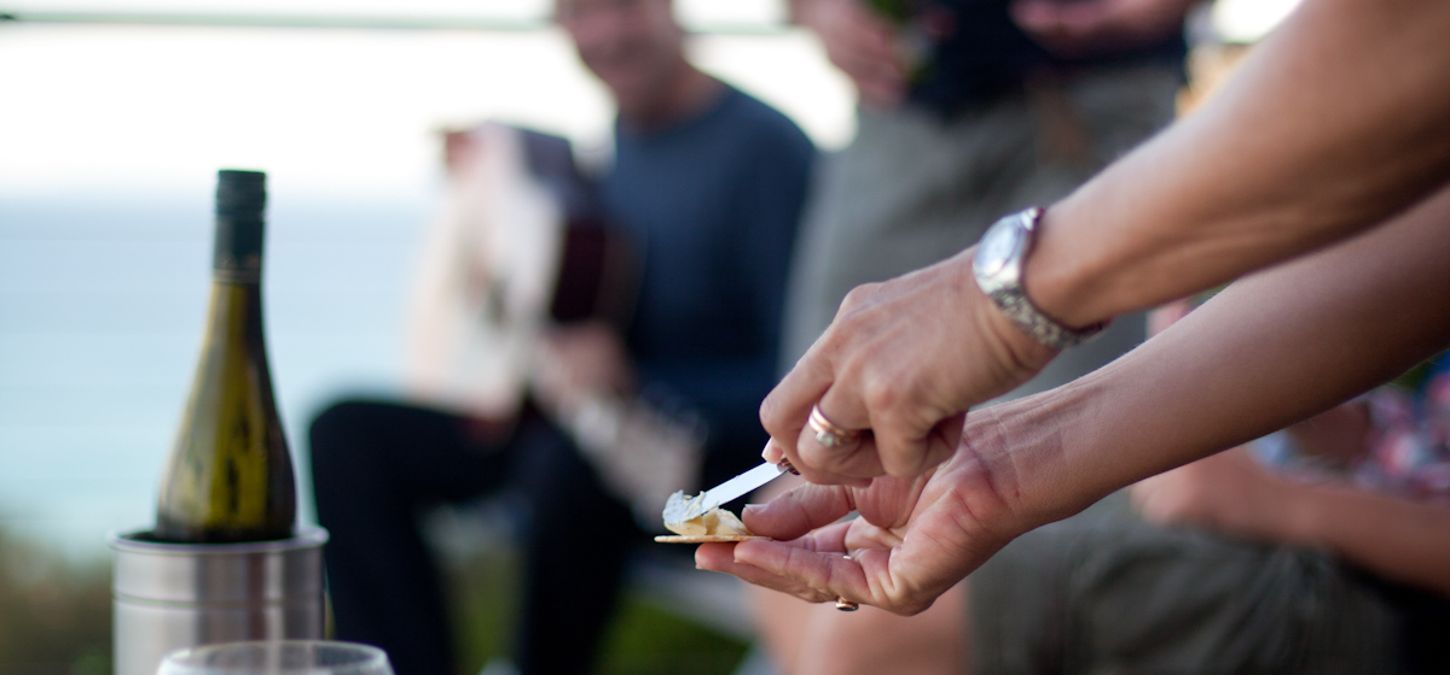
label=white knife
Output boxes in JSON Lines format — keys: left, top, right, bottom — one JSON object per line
{"left": 688, "top": 461, "right": 786, "bottom": 517}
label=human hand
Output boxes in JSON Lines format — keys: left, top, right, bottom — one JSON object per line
{"left": 1010, "top": 0, "right": 1192, "bottom": 58}
{"left": 1131, "top": 446, "right": 1306, "bottom": 544}
{"left": 796, "top": 0, "right": 907, "bottom": 108}
{"left": 760, "top": 249, "right": 1056, "bottom": 484}
{"left": 1284, "top": 402, "right": 1372, "bottom": 469}
{"left": 532, "top": 322, "right": 635, "bottom": 411}
{"left": 697, "top": 436, "right": 1023, "bottom": 615}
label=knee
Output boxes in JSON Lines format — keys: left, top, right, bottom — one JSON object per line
{"left": 308, "top": 399, "right": 382, "bottom": 483}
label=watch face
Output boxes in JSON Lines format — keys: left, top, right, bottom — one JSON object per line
{"left": 975, "top": 216, "right": 1022, "bottom": 277}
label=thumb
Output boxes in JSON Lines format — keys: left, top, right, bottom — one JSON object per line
{"left": 742, "top": 484, "right": 854, "bottom": 540}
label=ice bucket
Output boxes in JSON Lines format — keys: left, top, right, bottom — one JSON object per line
{"left": 109, "top": 527, "right": 328, "bottom": 675}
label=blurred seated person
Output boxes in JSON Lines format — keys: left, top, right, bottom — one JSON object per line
{"left": 747, "top": 303, "right": 1450, "bottom": 674}
{"left": 308, "top": 1, "right": 815, "bottom": 672}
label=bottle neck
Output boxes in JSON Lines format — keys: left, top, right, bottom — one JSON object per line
{"left": 212, "top": 216, "right": 265, "bottom": 283}
{"left": 202, "top": 281, "right": 265, "bottom": 349}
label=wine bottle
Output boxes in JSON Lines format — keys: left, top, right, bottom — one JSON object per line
{"left": 154, "top": 169, "right": 297, "bottom": 543}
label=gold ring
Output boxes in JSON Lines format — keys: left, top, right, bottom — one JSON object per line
{"left": 835, "top": 553, "right": 859, "bottom": 611}
{"left": 809, "top": 404, "right": 860, "bottom": 449}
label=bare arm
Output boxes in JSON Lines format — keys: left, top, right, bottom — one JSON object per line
{"left": 990, "top": 182, "right": 1450, "bottom": 531}
{"left": 1290, "top": 482, "right": 1450, "bottom": 595}
{"left": 711, "top": 183, "right": 1450, "bottom": 614}
{"left": 788, "top": 0, "right": 906, "bottom": 108}
{"left": 1133, "top": 447, "right": 1450, "bottom": 597}
{"left": 761, "top": 0, "right": 1450, "bottom": 486}
{"left": 1033, "top": 0, "right": 1450, "bottom": 328}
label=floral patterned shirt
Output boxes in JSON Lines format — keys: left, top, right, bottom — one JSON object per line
{"left": 1256, "top": 356, "right": 1450, "bottom": 501}
{"left": 1356, "top": 357, "right": 1450, "bottom": 499}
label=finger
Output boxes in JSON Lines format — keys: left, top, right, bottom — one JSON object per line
{"left": 760, "top": 342, "right": 834, "bottom": 457}
{"left": 813, "top": 381, "right": 872, "bottom": 441}
{"left": 934, "top": 412, "right": 967, "bottom": 462}
{"left": 793, "top": 379, "right": 889, "bottom": 479}
{"left": 697, "top": 522, "right": 855, "bottom": 598}
{"left": 796, "top": 427, "right": 885, "bottom": 482}
{"left": 870, "top": 410, "right": 962, "bottom": 479}
{"left": 733, "top": 539, "right": 872, "bottom": 603}
{"left": 740, "top": 483, "right": 855, "bottom": 540}
{"left": 695, "top": 543, "right": 839, "bottom": 604}
{"left": 761, "top": 438, "right": 785, "bottom": 465}
{"left": 764, "top": 351, "right": 879, "bottom": 485}
{"left": 762, "top": 441, "right": 832, "bottom": 486}
{"left": 780, "top": 428, "right": 874, "bottom": 486}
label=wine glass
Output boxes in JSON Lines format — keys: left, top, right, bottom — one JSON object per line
{"left": 157, "top": 640, "right": 393, "bottom": 675}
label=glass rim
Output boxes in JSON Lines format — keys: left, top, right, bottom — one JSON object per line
{"left": 161, "top": 640, "right": 389, "bottom": 670}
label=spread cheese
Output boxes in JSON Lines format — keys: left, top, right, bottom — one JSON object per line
{"left": 662, "top": 490, "right": 751, "bottom": 537}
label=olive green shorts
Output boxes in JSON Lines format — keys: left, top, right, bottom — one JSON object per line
{"left": 968, "top": 493, "right": 1445, "bottom": 674}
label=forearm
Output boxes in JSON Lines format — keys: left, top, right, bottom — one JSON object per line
{"left": 1031, "top": 0, "right": 1450, "bottom": 327}
{"left": 983, "top": 183, "right": 1450, "bottom": 528}
{"left": 1285, "top": 482, "right": 1450, "bottom": 596}
{"left": 787, "top": 0, "right": 814, "bottom": 25}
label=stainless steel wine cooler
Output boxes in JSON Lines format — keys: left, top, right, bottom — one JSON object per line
{"left": 109, "top": 527, "right": 328, "bottom": 675}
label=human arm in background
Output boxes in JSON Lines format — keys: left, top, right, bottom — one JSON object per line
{"left": 789, "top": 0, "right": 1198, "bottom": 107}
{"left": 761, "top": 0, "right": 1450, "bottom": 484}
{"left": 1132, "top": 291, "right": 1450, "bottom": 596}
{"left": 705, "top": 181, "right": 1450, "bottom": 614}
{"left": 1011, "top": 0, "right": 1200, "bottom": 57}
{"left": 1132, "top": 446, "right": 1450, "bottom": 597}
{"left": 788, "top": 0, "right": 907, "bottom": 108}
{"left": 1131, "top": 294, "right": 1449, "bottom": 594}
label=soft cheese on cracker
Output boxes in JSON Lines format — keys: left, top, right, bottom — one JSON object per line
{"left": 662, "top": 490, "right": 751, "bottom": 536}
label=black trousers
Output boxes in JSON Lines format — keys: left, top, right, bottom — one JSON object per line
{"left": 309, "top": 398, "right": 645, "bottom": 675}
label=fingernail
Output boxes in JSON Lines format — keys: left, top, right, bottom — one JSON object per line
{"left": 742, "top": 504, "right": 761, "bottom": 518}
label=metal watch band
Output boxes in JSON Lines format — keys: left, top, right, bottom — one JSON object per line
{"left": 973, "top": 208, "right": 1105, "bottom": 350}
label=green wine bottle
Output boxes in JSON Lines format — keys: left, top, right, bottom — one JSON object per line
{"left": 154, "top": 169, "right": 297, "bottom": 543}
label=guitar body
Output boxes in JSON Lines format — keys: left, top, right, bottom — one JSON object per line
{"left": 407, "top": 123, "right": 637, "bottom": 422}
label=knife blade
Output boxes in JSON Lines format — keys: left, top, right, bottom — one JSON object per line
{"left": 692, "top": 461, "right": 785, "bottom": 515}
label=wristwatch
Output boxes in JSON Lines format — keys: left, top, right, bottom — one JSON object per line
{"left": 972, "top": 207, "right": 1105, "bottom": 349}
